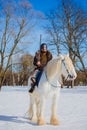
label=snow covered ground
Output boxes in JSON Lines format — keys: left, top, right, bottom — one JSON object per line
{"left": 0, "top": 86, "right": 87, "bottom": 130}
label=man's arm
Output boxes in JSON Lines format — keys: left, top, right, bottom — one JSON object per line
{"left": 33, "top": 51, "right": 41, "bottom": 66}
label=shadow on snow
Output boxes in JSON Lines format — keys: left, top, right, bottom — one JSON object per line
{"left": 0, "top": 115, "right": 37, "bottom": 126}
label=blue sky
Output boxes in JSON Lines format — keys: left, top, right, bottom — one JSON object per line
{"left": 29, "top": 0, "right": 59, "bottom": 13}
{"left": 29, "top": 0, "right": 87, "bottom": 13}
{"left": 74, "top": 0, "right": 87, "bottom": 10}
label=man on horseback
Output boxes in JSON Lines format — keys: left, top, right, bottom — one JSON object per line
{"left": 29, "top": 43, "right": 53, "bottom": 93}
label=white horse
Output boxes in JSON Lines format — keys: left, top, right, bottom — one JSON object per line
{"left": 28, "top": 54, "right": 77, "bottom": 125}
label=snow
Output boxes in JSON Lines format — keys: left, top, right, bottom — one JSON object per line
{"left": 0, "top": 86, "right": 87, "bottom": 130}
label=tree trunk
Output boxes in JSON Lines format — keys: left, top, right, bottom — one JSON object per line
{"left": 71, "top": 80, "right": 74, "bottom": 88}
{"left": 0, "top": 83, "right": 2, "bottom": 91}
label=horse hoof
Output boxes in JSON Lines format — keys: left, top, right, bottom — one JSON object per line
{"left": 31, "top": 117, "right": 37, "bottom": 122}
{"left": 37, "top": 118, "right": 46, "bottom": 125}
{"left": 50, "top": 118, "right": 60, "bottom": 125}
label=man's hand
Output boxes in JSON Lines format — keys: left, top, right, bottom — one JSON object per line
{"left": 37, "top": 61, "right": 41, "bottom": 66}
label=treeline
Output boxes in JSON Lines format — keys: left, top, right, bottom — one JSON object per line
{"left": 1, "top": 53, "right": 87, "bottom": 87}
{"left": 2, "top": 67, "right": 87, "bottom": 87}
{"left": 1, "top": 54, "right": 34, "bottom": 86}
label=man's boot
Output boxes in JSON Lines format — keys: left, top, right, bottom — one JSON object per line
{"left": 29, "top": 83, "right": 36, "bottom": 93}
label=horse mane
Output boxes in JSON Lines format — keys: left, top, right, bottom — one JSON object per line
{"left": 45, "top": 57, "right": 62, "bottom": 80}
{"left": 45, "top": 54, "right": 74, "bottom": 81}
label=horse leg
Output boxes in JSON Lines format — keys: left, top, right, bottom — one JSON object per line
{"left": 37, "top": 97, "right": 46, "bottom": 125}
{"left": 36, "top": 98, "right": 40, "bottom": 118}
{"left": 32, "top": 103, "right": 37, "bottom": 122}
{"left": 28, "top": 95, "right": 33, "bottom": 119}
{"left": 28, "top": 102, "right": 33, "bottom": 119}
{"left": 29, "top": 95, "right": 37, "bottom": 122}
{"left": 50, "top": 93, "right": 60, "bottom": 125}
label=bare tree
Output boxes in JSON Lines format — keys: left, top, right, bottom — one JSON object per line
{"left": 0, "top": 0, "right": 40, "bottom": 89}
{"left": 17, "top": 54, "right": 34, "bottom": 86}
{"left": 61, "top": 0, "right": 87, "bottom": 83}
{"left": 44, "top": 0, "right": 87, "bottom": 84}
{"left": 44, "top": 11, "right": 61, "bottom": 55}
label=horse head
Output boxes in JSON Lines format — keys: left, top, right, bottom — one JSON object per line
{"left": 59, "top": 54, "right": 77, "bottom": 81}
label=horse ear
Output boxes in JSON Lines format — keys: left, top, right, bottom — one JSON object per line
{"left": 59, "top": 54, "right": 64, "bottom": 60}
{"left": 67, "top": 53, "right": 69, "bottom": 57}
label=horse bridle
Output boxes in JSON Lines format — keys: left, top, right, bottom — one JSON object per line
{"left": 62, "top": 58, "right": 73, "bottom": 80}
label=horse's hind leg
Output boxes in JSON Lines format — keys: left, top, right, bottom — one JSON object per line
{"left": 50, "top": 93, "right": 60, "bottom": 125}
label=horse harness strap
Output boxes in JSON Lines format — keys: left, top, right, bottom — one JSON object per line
{"left": 62, "top": 59, "right": 72, "bottom": 80}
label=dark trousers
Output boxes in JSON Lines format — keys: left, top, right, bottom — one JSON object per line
{"left": 36, "top": 70, "right": 43, "bottom": 86}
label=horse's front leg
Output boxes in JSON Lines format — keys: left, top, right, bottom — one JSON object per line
{"left": 37, "top": 96, "right": 46, "bottom": 125}
{"left": 50, "top": 93, "right": 60, "bottom": 125}
{"left": 29, "top": 95, "right": 37, "bottom": 122}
